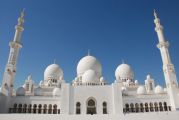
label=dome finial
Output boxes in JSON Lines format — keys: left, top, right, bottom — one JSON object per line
{"left": 122, "top": 59, "right": 125, "bottom": 64}
{"left": 54, "top": 59, "right": 56, "bottom": 64}
{"left": 88, "top": 49, "right": 90, "bottom": 56}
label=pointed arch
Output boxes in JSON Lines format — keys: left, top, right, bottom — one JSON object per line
{"left": 125, "top": 103, "right": 129, "bottom": 112}
{"left": 48, "top": 104, "right": 52, "bottom": 114}
{"left": 33, "top": 104, "right": 37, "bottom": 113}
{"left": 163, "top": 102, "right": 168, "bottom": 111}
{"left": 86, "top": 97, "right": 97, "bottom": 115}
{"left": 159, "top": 102, "right": 163, "bottom": 111}
{"left": 135, "top": 103, "right": 139, "bottom": 113}
{"left": 154, "top": 102, "right": 158, "bottom": 112}
{"left": 13, "top": 103, "right": 17, "bottom": 113}
{"left": 53, "top": 104, "right": 57, "bottom": 114}
{"left": 149, "top": 102, "right": 154, "bottom": 112}
{"left": 18, "top": 104, "right": 22, "bottom": 113}
{"left": 130, "top": 103, "right": 134, "bottom": 112}
{"left": 76, "top": 102, "right": 81, "bottom": 114}
{"left": 140, "top": 103, "right": 144, "bottom": 112}
{"left": 38, "top": 104, "right": 42, "bottom": 114}
{"left": 102, "top": 102, "right": 107, "bottom": 114}
{"left": 43, "top": 104, "right": 47, "bottom": 114}
{"left": 23, "top": 104, "right": 27, "bottom": 113}
{"left": 28, "top": 104, "right": 32, "bottom": 113}
{"left": 145, "top": 103, "right": 149, "bottom": 112}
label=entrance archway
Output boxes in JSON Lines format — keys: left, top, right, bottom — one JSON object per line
{"left": 86, "top": 98, "right": 96, "bottom": 115}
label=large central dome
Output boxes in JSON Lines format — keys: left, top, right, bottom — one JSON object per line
{"left": 77, "top": 55, "right": 102, "bottom": 77}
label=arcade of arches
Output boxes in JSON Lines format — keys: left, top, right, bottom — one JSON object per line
{"left": 9, "top": 101, "right": 170, "bottom": 114}
{"left": 123, "top": 102, "right": 171, "bottom": 113}
{"left": 9, "top": 104, "right": 60, "bottom": 114}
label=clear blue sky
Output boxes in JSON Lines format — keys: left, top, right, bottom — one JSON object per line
{"left": 0, "top": 0, "right": 179, "bottom": 89}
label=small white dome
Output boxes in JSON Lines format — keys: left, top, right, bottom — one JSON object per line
{"left": 82, "top": 69, "right": 99, "bottom": 83}
{"left": 77, "top": 55, "right": 102, "bottom": 77}
{"left": 34, "top": 87, "right": 42, "bottom": 96}
{"left": 135, "top": 80, "right": 138, "bottom": 85}
{"left": 126, "top": 79, "right": 131, "bottom": 84}
{"left": 121, "top": 87, "right": 128, "bottom": 95}
{"left": 53, "top": 87, "right": 61, "bottom": 96}
{"left": 39, "top": 80, "right": 43, "bottom": 86}
{"left": 137, "top": 86, "right": 146, "bottom": 95}
{"left": 164, "top": 88, "right": 167, "bottom": 92}
{"left": 16, "top": 87, "right": 25, "bottom": 96}
{"left": 22, "top": 84, "right": 26, "bottom": 88}
{"left": 100, "top": 77, "right": 105, "bottom": 82}
{"left": 44, "top": 64, "right": 63, "bottom": 80}
{"left": 115, "top": 64, "right": 134, "bottom": 80}
{"left": 155, "top": 85, "right": 164, "bottom": 94}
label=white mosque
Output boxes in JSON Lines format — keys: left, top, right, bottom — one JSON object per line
{"left": 0, "top": 10, "right": 179, "bottom": 120}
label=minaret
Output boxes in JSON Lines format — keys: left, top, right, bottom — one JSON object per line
{"left": 154, "top": 10, "right": 179, "bottom": 110}
{"left": 1, "top": 10, "right": 25, "bottom": 96}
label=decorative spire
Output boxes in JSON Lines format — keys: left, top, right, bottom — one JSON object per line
{"left": 17, "top": 9, "right": 25, "bottom": 27}
{"left": 153, "top": 9, "right": 158, "bottom": 19}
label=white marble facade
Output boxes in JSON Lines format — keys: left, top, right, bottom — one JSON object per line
{"left": 0, "top": 10, "right": 179, "bottom": 120}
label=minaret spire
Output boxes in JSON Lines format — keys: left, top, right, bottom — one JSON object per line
{"left": 154, "top": 10, "right": 178, "bottom": 110}
{"left": 13, "top": 9, "right": 25, "bottom": 43}
{"left": 153, "top": 9, "right": 158, "bottom": 19}
{"left": 1, "top": 10, "right": 25, "bottom": 96}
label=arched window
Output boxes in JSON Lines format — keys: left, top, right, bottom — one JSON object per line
{"left": 130, "top": 103, "right": 134, "bottom": 112}
{"left": 28, "top": 104, "right": 32, "bottom": 113}
{"left": 38, "top": 104, "right": 42, "bottom": 114}
{"left": 58, "top": 109, "right": 60, "bottom": 114}
{"left": 53, "top": 104, "right": 57, "bottom": 114}
{"left": 145, "top": 103, "right": 149, "bottom": 112}
{"left": 149, "top": 103, "right": 154, "bottom": 112}
{"left": 135, "top": 103, "right": 139, "bottom": 113}
{"left": 159, "top": 102, "right": 163, "bottom": 111}
{"left": 13, "top": 103, "right": 17, "bottom": 113}
{"left": 23, "top": 104, "right": 27, "bottom": 113}
{"left": 154, "top": 102, "right": 158, "bottom": 112}
{"left": 33, "top": 104, "right": 37, "bottom": 113}
{"left": 125, "top": 104, "right": 129, "bottom": 112}
{"left": 103, "top": 102, "right": 107, "bottom": 114}
{"left": 48, "top": 104, "right": 52, "bottom": 114}
{"left": 43, "top": 104, "right": 47, "bottom": 114}
{"left": 163, "top": 102, "right": 168, "bottom": 111}
{"left": 140, "top": 103, "right": 144, "bottom": 112}
{"left": 76, "top": 102, "right": 81, "bottom": 114}
{"left": 18, "top": 104, "right": 22, "bottom": 113}
{"left": 87, "top": 98, "right": 96, "bottom": 115}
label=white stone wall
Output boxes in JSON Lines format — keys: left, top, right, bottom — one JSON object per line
{"left": 69, "top": 85, "right": 113, "bottom": 114}
{"left": 0, "top": 111, "right": 179, "bottom": 120}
